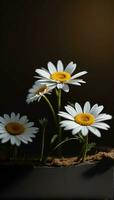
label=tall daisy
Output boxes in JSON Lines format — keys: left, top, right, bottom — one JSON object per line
{"left": 59, "top": 101, "right": 112, "bottom": 137}
{"left": 0, "top": 113, "right": 39, "bottom": 146}
{"left": 35, "top": 60, "right": 87, "bottom": 92}
{"left": 26, "top": 82, "right": 54, "bottom": 104}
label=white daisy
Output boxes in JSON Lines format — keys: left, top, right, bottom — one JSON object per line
{"left": 35, "top": 60, "right": 87, "bottom": 92}
{"left": 26, "top": 82, "right": 54, "bottom": 104}
{"left": 0, "top": 113, "right": 39, "bottom": 146}
{"left": 59, "top": 101, "right": 112, "bottom": 137}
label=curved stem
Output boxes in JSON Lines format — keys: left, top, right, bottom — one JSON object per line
{"left": 40, "top": 127, "right": 45, "bottom": 162}
{"left": 81, "top": 135, "right": 88, "bottom": 162}
{"left": 50, "top": 137, "right": 78, "bottom": 155}
{"left": 43, "top": 95, "right": 57, "bottom": 125}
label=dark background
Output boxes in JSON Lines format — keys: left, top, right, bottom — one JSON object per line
{"left": 1, "top": 0, "right": 114, "bottom": 155}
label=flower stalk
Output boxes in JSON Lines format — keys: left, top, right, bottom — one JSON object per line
{"left": 81, "top": 135, "right": 88, "bottom": 162}
{"left": 40, "top": 127, "right": 45, "bottom": 162}
{"left": 58, "top": 89, "right": 62, "bottom": 141}
{"left": 39, "top": 118, "right": 48, "bottom": 162}
{"left": 43, "top": 95, "right": 57, "bottom": 125}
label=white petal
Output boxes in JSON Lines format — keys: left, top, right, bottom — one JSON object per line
{"left": 71, "top": 71, "right": 88, "bottom": 80}
{"left": 65, "top": 62, "right": 76, "bottom": 74}
{"left": 96, "top": 106, "right": 104, "bottom": 115}
{"left": 0, "top": 130, "right": 6, "bottom": 134}
{"left": 88, "top": 126, "right": 101, "bottom": 137}
{"left": 57, "top": 60, "right": 64, "bottom": 71}
{"left": 15, "top": 137, "right": 21, "bottom": 146}
{"left": 90, "top": 104, "right": 98, "bottom": 114}
{"left": 81, "top": 126, "right": 88, "bottom": 136}
{"left": 62, "top": 84, "right": 69, "bottom": 92}
{"left": 65, "top": 105, "right": 77, "bottom": 116}
{"left": 57, "top": 83, "right": 63, "bottom": 89}
{"left": 35, "top": 79, "right": 55, "bottom": 83}
{"left": 35, "top": 69, "right": 50, "bottom": 78}
{"left": 0, "top": 133, "right": 9, "bottom": 138}
{"left": 75, "top": 103, "right": 82, "bottom": 113}
{"left": 92, "top": 122, "right": 109, "bottom": 130}
{"left": 95, "top": 114, "right": 112, "bottom": 122}
{"left": 83, "top": 101, "right": 91, "bottom": 113}
{"left": 11, "top": 112, "right": 16, "bottom": 120}
{"left": 0, "top": 117, "right": 6, "bottom": 124}
{"left": 16, "top": 113, "right": 20, "bottom": 120}
{"left": 47, "top": 62, "right": 57, "bottom": 74}
{"left": 10, "top": 136, "right": 16, "bottom": 145}
{"left": 91, "top": 105, "right": 104, "bottom": 117}
{"left": 17, "top": 135, "right": 28, "bottom": 144}
{"left": 75, "top": 79, "right": 86, "bottom": 83}
{"left": 3, "top": 114, "right": 10, "bottom": 121}
{"left": 58, "top": 111, "right": 74, "bottom": 120}
{"left": 1, "top": 136, "right": 10, "bottom": 143}
{"left": 72, "top": 126, "right": 82, "bottom": 135}
{"left": 25, "top": 127, "right": 39, "bottom": 133}
{"left": 41, "top": 67, "right": 49, "bottom": 73}
{"left": 25, "top": 122, "right": 34, "bottom": 128}
{"left": 68, "top": 80, "right": 81, "bottom": 86}
{"left": 19, "top": 116, "right": 28, "bottom": 124}
{"left": 60, "top": 120, "right": 77, "bottom": 129}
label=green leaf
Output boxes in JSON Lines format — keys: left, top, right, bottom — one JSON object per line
{"left": 86, "top": 142, "right": 96, "bottom": 153}
{"left": 50, "top": 134, "right": 58, "bottom": 144}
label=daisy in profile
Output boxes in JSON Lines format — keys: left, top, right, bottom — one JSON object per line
{"left": 59, "top": 101, "right": 112, "bottom": 137}
{"left": 26, "top": 82, "right": 54, "bottom": 104}
{"left": 35, "top": 60, "right": 87, "bottom": 92}
{"left": 0, "top": 113, "right": 39, "bottom": 146}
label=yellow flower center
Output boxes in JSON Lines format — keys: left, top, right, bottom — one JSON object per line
{"left": 36, "top": 85, "right": 48, "bottom": 95}
{"left": 5, "top": 122, "right": 25, "bottom": 135}
{"left": 51, "top": 71, "right": 71, "bottom": 82}
{"left": 74, "top": 113, "right": 95, "bottom": 126}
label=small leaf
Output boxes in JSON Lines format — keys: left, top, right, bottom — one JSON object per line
{"left": 50, "top": 134, "right": 58, "bottom": 144}
{"left": 86, "top": 143, "right": 96, "bottom": 153}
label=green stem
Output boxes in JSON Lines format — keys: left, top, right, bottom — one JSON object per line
{"left": 81, "top": 135, "right": 88, "bottom": 162}
{"left": 57, "top": 89, "right": 62, "bottom": 156}
{"left": 43, "top": 95, "right": 57, "bottom": 125}
{"left": 40, "top": 127, "right": 45, "bottom": 162}
{"left": 58, "top": 89, "right": 62, "bottom": 142}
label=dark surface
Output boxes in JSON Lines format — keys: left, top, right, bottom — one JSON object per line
{"left": 0, "top": 159, "right": 114, "bottom": 200}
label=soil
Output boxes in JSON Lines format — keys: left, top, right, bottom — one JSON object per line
{"left": 45, "top": 148, "right": 114, "bottom": 167}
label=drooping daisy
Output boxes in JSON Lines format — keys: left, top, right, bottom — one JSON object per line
{"left": 26, "top": 82, "right": 54, "bottom": 104}
{"left": 59, "top": 101, "right": 112, "bottom": 137}
{"left": 35, "top": 60, "right": 87, "bottom": 92}
{"left": 0, "top": 113, "right": 39, "bottom": 146}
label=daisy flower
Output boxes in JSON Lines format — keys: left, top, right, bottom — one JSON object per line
{"left": 0, "top": 113, "right": 39, "bottom": 146}
{"left": 35, "top": 60, "right": 87, "bottom": 92}
{"left": 59, "top": 101, "right": 112, "bottom": 137}
{"left": 26, "top": 82, "right": 54, "bottom": 104}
